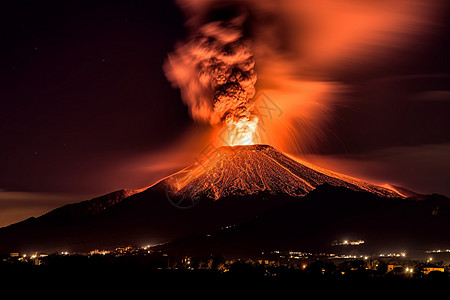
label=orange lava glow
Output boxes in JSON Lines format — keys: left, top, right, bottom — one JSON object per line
{"left": 248, "top": 0, "right": 444, "bottom": 155}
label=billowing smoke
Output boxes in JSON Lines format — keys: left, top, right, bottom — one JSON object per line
{"left": 165, "top": 0, "right": 444, "bottom": 152}
{"left": 164, "top": 12, "right": 258, "bottom": 145}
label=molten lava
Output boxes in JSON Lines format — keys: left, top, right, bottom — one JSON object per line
{"left": 164, "top": 144, "right": 403, "bottom": 201}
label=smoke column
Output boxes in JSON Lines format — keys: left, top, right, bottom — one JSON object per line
{"left": 164, "top": 11, "right": 258, "bottom": 146}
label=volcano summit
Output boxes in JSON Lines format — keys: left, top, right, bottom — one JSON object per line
{"left": 164, "top": 144, "right": 402, "bottom": 202}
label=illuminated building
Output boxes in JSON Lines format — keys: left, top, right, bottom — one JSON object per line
{"left": 422, "top": 267, "right": 445, "bottom": 275}
{"left": 387, "top": 264, "right": 402, "bottom": 273}
{"left": 90, "top": 249, "right": 110, "bottom": 255}
{"left": 257, "top": 260, "right": 275, "bottom": 265}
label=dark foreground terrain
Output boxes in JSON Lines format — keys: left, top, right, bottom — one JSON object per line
{"left": 1, "top": 250, "right": 449, "bottom": 295}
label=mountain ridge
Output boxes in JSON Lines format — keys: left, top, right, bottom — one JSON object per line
{"left": 1, "top": 188, "right": 145, "bottom": 231}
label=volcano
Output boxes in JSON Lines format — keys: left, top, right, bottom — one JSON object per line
{"left": 0, "top": 145, "right": 448, "bottom": 254}
{"left": 163, "top": 144, "right": 401, "bottom": 202}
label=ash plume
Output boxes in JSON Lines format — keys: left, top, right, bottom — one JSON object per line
{"left": 165, "top": 0, "right": 443, "bottom": 152}
{"left": 164, "top": 12, "right": 258, "bottom": 140}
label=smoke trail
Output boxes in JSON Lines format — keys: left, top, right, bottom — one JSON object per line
{"left": 164, "top": 11, "right": 258, "bottom": 145}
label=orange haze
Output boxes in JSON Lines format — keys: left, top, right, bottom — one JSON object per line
{"left": 171, "top": 0, "right": 444, "bottom": 154}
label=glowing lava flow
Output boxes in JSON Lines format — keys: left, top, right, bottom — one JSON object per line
{"left": 164, "top": 144, "right": 404, "bottom": 200}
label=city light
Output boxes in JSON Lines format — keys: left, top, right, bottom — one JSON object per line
{"left": 426, "top": 249, "right": 450, "bottom": 253}
{"left": 332, "top": 239, "right": 365, "bottom": 246}
{"left": 3, "top": 244, "right": 448, "bottom": 279}
{"left": 378, "top": 252, "right": 407, "bottom": 258}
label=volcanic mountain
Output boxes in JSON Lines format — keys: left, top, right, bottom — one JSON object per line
{"left": 163, "top": 144, "right": 401, "bottom": 202}
{"left": 1, "top": 144, "right": 447, "bottom": 254}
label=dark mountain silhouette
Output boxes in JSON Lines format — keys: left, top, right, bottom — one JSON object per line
{"left": 0, "top": 184, "right": 294, "bottom": 253}
{"left": 0, "top": 145, "right": 447, "bottom": 255}
{"left": 2, "top": 188, "right": 142, "bottom": 231}
{"left": 156, "top": 184, "right": 450, "bottom": 257}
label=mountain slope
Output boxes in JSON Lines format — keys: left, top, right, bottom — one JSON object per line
{"left": 164, "top": 144, "right": 402, "bottom": 201}
{"left": 2, "top": 189, "right": 143, "bottom": 231}
{"left": 156, "top": 184, "right": 450, "bottom": 257}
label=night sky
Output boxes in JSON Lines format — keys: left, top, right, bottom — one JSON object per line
{"left": 1, "top": 0, "right": 449, "bottom": 227}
